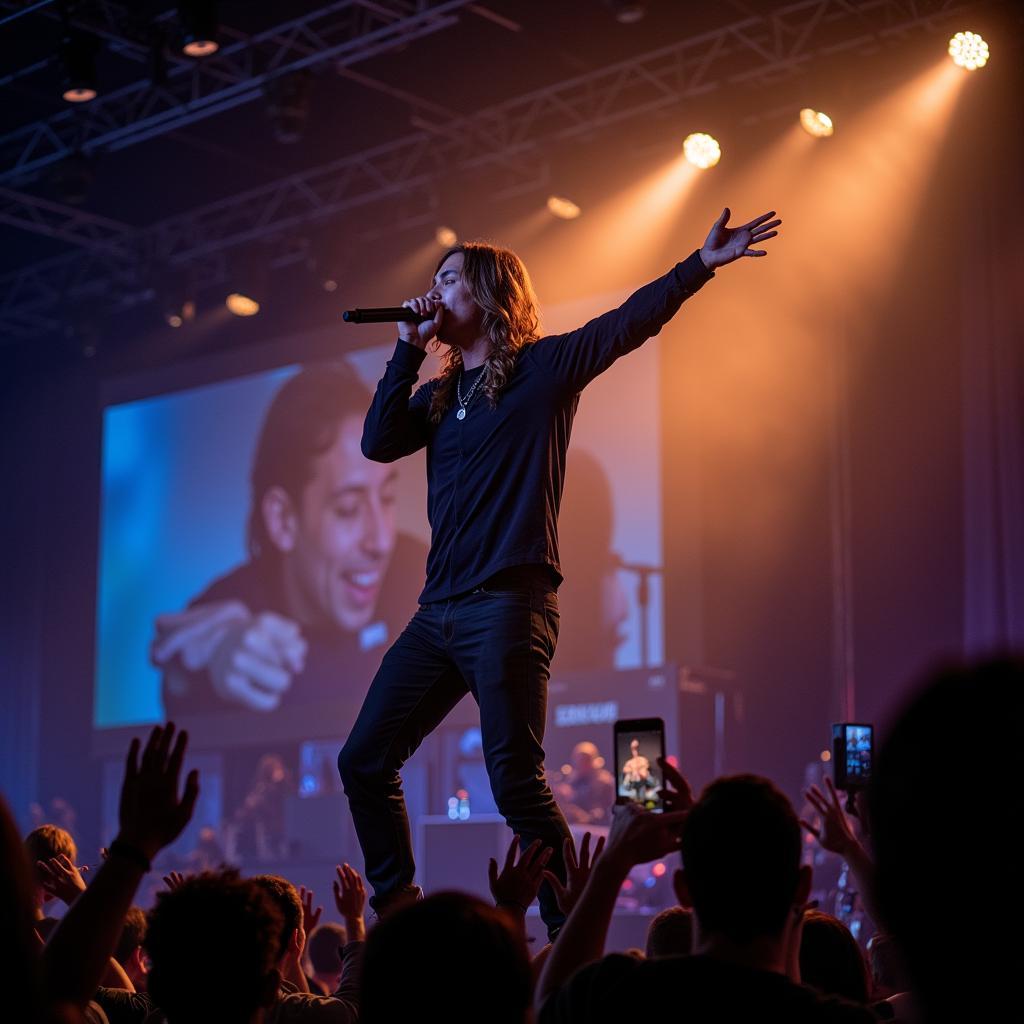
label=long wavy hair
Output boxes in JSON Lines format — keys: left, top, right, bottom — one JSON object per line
{"left": 428, "top": 242, "right": 541, "bottom": 424}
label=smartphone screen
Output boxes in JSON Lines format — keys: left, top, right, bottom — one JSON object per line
{"left": 614, "top": 718, "right": 666, "bottom": 812}
{"left": 832, "top": 722, "right": 873, "bottom": 789}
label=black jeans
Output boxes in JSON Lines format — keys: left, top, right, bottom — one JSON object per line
{"left": 337, "top": 576, "right": 572, "bottom": 938}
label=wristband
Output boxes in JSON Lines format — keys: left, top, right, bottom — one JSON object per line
{"left": 108, "top": 838, "right": 152, "bottom": 873}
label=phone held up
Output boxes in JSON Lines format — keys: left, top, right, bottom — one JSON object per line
{"left": 831, "top": 722, "right": 874, "bottom": 792}
{"left": 613, "top": 717, "right": 666, "bottom": 813}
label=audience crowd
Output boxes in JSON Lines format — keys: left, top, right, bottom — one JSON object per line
{"left": 3, "top": 655, "right": 1019, "bottom": 1023}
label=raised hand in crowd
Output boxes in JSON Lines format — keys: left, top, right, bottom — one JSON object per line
{"left": 118, "top": 723, "right": 200, "bottom": 862}
{"left": 536, "top": 763, "right": 692, "bottom": 1013}
{"left": 488, "top": 835, "right": 554, "bottom": 925}
{"left": 801, "top": 775, "right": 880, "bottom": 927}
{"left": 542, "top": 832, "right": 605, "bottom": 917}
{"left": 657, "top": 755, "right": 695, "bottom": 815}
{"left": 162, "top": 869, "right": 187, "bottom": 891}
{"left": 602, "top": 802, "right": 688, "bottom": 875}
{"left": 43, "top": 722, "right": 199, "bottom": 1008}
{"left": 333, "top": 862, "right": 367, "bottom": 942}
{"left": 299, "top": 884, "right": 323, "bottom": 946}
{"left": 800, "top": 776, "right": 862, "bottom": 857}
{"left": 37, "top": 853, "right": 89, "bottom": 905}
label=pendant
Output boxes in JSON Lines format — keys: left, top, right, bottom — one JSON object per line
{"left": 456, "top": 407, "right": 466, "bottom": 420}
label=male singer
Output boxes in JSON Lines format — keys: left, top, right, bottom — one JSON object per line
{"left": 338, "top": 207, "right": 781, "bottom": 938}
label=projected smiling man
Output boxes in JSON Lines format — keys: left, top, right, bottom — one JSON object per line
{"left": 338, "top": 207, "right": 781, "bottom": 939}
{"left": 152, "top": 364, "right": 426, "bottom": 717}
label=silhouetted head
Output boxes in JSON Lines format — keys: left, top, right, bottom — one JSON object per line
{"left": 869, "top": 656, "right": 1024, "bottom": 1023}
{"left": 799, "top": 910, "right": 869, "bottom": 1003}
{"left": 361, "top": 891, "right": 531, "bottom": 1024}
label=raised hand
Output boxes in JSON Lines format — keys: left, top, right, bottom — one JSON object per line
{"left": 162, "top": 870, "right": 188, "bottom": 892}
{"left": 699, "top": 208, "right": 781, "bottom": 270}
{"left": 656, "top": 756, "right": 695, "bottom": 815}
{"left": 117, "top": 722, "right": 200, "bottom": 862}
{"left": 603, "top": 803, "right": 688, "bottom": 874}
{"left": 800, "top": 776, "right": 859, "bottom": 856}
{"left": 332, "top": 863, "right": 366, "bottom": 941}
{"left": 37, "top": 854, "right": 88, "bottom": 905}
{"left": 488, "top": 835, "right": 554, "bottom": 914}
{"left": 542, "top": 831, "right": 605, "bottom": 916}
{"left": 299, "top": 885, "right": 323, "bottom": 944}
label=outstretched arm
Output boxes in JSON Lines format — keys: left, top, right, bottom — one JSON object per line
{"left": 532, "top": 207, "right": 781, "bottom": 393}
{"left": 801, "top": 776, "right": 879, "bottom": 922}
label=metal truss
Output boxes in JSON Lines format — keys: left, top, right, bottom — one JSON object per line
{"left": 0, "top": 184, "right": 135, "bottom": 253}
{"left": 0, "top": 0, "right": 477, "bottom": 184}
{"left": 0, "top": 0, "right": 985, "bottom": 340}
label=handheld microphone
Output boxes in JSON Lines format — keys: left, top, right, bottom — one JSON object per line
{"left": 342, "top": 306, "right": 431, "bottom": 324}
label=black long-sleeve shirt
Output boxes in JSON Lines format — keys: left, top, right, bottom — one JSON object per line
{"left": 361, "top": 250, "right": 714, "bottom": 604}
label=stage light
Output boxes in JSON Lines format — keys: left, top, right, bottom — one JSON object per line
{"left": 652, "top": 862, "right": 667, "bottom": 878}
{"left": 436, "top": 225, "right": 458, "bottom": 247}
{"left": 820, "top": 749, "right": 831, "bottom": 762}
{"left": 322, "top": 278, "right": 338, "bottom": 293}
{"left": 226, "top": 292, "right": 259, "bottom": 317}
{"left": 179, "top": 0, "right": 219, "bottom": 57}
{"left": 683, "top": 133, "right": 721, "bottom": 169}
{"left": 61, "top": 32, "right": 99, "bottom": 103}
{"left": 948, "top": 31, "right": 989, "bottom": 70}
{"left": 800, "top": 108, "right": 834, "bottom": 137}
{"left": 547, "top": 195, "right": 582, "bottom": 220}
{"left": 165, "top": 299, "right": 195, "bottom": 329}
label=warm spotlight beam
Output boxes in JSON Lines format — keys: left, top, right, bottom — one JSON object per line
{"left": 787, "top": 61, "right": 966, "bottom": 315}
{"left": 668, "top": 58, "right": 971, "bottom": 586}
{"left": 534, "top": 154, "right": 701, "bottom": 292}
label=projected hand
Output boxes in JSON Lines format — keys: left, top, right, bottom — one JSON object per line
{"left": 398, "top": 295, "right": 444, "bottom": 349}
{"left": 207, "top": 611, "right": 307, "bottom": 711}
{"left": 699, "top": 208, "right": 781, "bottom": 270}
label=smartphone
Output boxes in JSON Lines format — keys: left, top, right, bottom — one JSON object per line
{"left": 831, "top": 722, "right": 874, "bottom": 790}
{"left": 614, "top": 717, "right": 666, "bottom": 812}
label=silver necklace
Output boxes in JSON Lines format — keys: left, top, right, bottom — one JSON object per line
{"left": 456, "top": 368, "right": 485, "bottom": 421}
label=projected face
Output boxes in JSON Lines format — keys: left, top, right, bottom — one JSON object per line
{"left": 427, "top": 251, "right": 484, "bottom": 347}
{"left": 282, "top": 415, "right": 398, "bottom": 632}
